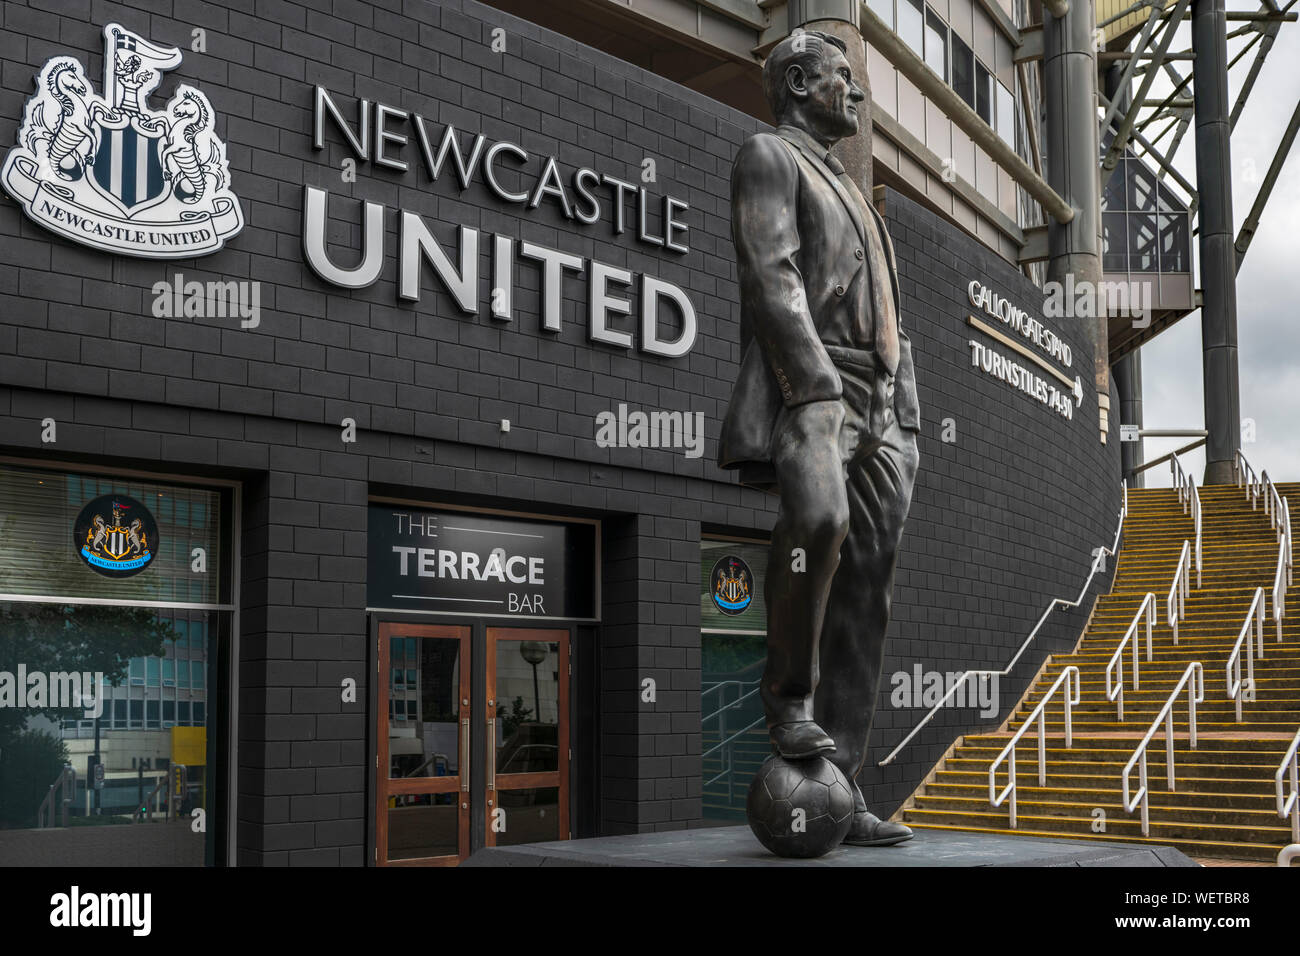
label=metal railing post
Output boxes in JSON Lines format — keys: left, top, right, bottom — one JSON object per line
{"left": 1122, "top": 662, "right": 1203, "bottom": 837}
{"left": 988, "top": 666, "right": 1080, "bottom": 829}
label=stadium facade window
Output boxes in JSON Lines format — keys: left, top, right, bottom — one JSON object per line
{"left": 975, "top": 61, "right": 993, "bottom": 125}
{"left": 952, "top": 34, "right": 975, "bottom": 107}
{"left": 899, "top": 0, "right": 925, "bottom": 56}
{"left": 0, "top": 461, "right": 232, "bottom": 866}
{"left": 996, "top": 80, "right": 1015, "bottom": 147}
{"left": 699, "top": 537, "right": 769, "bottom": 827}
{"left": 925, "top": 7, "right": 948, "bottom": 81}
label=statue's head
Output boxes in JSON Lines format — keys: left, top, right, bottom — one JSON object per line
{"left": 762, "top": 30, "right": 865, "bottom": 146}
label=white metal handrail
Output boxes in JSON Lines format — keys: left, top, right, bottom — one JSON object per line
{"left": 1261, "top": 469, "right": 1286, "bottom": 533}
{"left": 1122, "top": 661, "right": 1204, "bottom": 837}
{"left": 1277, "top": 726, "right": 1300, "bottom": 846}
{"left": 1167, "top": 539, "right": 1191, "bottom": 644}
{"left": 1234, "top": 449, "right": 1261, "bottom": 510}
{"left": 1226, "top": 587, "right": 1267, "bottom": 723}
{"left": 1105, "top": 592, "right": 1156, "bottom": 721}
{"left": 1272, "top": 500, "right": 1291, "bottom": 644}
{"left": 988, "top": 665, "right": 1081, "bottom": 829}
{"left": 879, "top": 482, "right": 1128, "bottom": 767}
{"left": 1170, "top": 453, "right": 1202, "bottom": 587}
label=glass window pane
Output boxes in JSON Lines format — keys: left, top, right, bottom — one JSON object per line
{"left": 146, "top": 657, "right": 159, "bottom": 687}
{"left": 495, "top": 787, "right": 560, "bottom": 847}
{"left": 1126, "top": 157, "right": 1158, "bottom": 212}
{"left": 386, "top": 794, "right": 460, "bottom": 861}
{"left": 162, "top": 658, "right": 174, "bottom": 686}
{"left": 868, "top": 0, "right": 894, "bottom": 29}
{"left": 976, "top": 61, "right": 993, "bottom": 125}
{"left": 0, "top": 464, "right": 224, "bottom": 604}
{"left": 193, "top": 702, "right": 205, "bottom": 724}
{"left": 388, "top": 636, "right": 462, "bottom": 780}
{"left": 129, "top": 698, "right": 143, "bottom": 728}
{"left": 494, "top": 640, "right": 560, "bottom": 775}
{"left": 899, "top": 0, "right": 924, "bottom": 56}
{"left": 1160, "top": 213, "right": 1190, "bottom": 272}
{"left": 1103, "top": 213, "right": 1129, "bottom": 273}
{"left": 952, "top": 35, "right": 975, "bottom": 107}
{"left": 701, "top": 631, "right": 768, "bottom": 825}
{"left": 146, "top": 699, "right": 160, "bottom": 729}
{"left": 163, "top": 699, "right": 175, "bottom": 724}
{"left": 1102, "top": 160, "right": 1127, "bottom": 211}
{"left": 1129, "top": 214, "right": 1159, "bottom": 272}
{"left": 192, "top": 661, "right": 204, "bottom": 691}
{"left": 996, "top": 81, "right": 1015, "bottom": 147}
{"left": 178, "top": 701, "right": 191, "bottom": 725}
{"left": 924, "top": 9, "right": 948, "bottom": 81}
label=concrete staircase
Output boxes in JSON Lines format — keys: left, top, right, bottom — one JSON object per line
{"left": 900, "top": 482, "right": 1300, "bottom": 862}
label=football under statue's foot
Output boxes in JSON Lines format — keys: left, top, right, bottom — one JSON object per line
{"left": 843, "top": 811, "right": 913, "bottom": 847}
{"left": 768, "top": 720, "right": 836, "bottom": 759}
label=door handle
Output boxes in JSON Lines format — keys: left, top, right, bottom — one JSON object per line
{"left": 486, "top": 717, "right": 496, "bottom": 792}
{"left": 460, "top": 718, "right": 470, "bottom": 793}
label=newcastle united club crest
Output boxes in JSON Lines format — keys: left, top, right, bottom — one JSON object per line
{"left": 74, "top": 494, "right": 159, "bottom": 578}
{"left": 710, "top": 555, "right": 753, "bottom": 616}
{"left": 1, "top": 23, "right": 243, "bottom": 258}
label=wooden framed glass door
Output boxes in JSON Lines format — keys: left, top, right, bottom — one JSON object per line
{"left": 484, "top": 628, "right": 570, "bottom": 848}
{"left": 376, "top": 623, "right": 471, "bottom": 866}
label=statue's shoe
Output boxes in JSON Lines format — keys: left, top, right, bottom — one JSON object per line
{"left": 842, "top": 811, "right": 913, "bottom": 847}
{"left": 769, "top": 721, "right": 835, "bottom": 759}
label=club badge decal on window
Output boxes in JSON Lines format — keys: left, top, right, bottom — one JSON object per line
{"left": 710, "top": 555, "right": 754, "bottom": 615}
{"left": 74, "top": 494, "right": 159, "bottom": 577}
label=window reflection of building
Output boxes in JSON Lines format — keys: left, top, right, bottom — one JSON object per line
{"left": 699, "top": 539, "right": 770, "bottom": 827}
{"left": 0, "top": 463, "right": 227, "bottom": 863}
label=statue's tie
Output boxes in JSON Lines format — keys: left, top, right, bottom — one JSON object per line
{"left": 825, "top": 152, "right": 900, "bottom": 375}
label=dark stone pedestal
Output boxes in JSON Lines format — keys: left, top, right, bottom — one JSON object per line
{"left": 463, "top": 825, "right": 1199, "bottom": 867}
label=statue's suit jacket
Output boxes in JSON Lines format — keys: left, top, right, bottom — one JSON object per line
{"left": 718, "top": 127, "right": 920, "bottom": 491}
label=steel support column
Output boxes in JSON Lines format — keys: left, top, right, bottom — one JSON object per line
{"left": 1191, "top": 0, "right": 1241, "bottom": 484}
{"left": 1115, "top": 351, "right": 1146, "bottom": 487}
{"left": 1043, "top": 0, "right": 1107, "bottom": 442}
{"left": 1105, "top": 57, "right": 1144, "bottom": 487}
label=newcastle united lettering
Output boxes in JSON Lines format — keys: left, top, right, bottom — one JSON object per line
{"left": 305, "top": 87, "right": 698, "bottom": 358}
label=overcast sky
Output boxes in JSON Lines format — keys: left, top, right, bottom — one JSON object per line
{"left": 1134, "top": 5, "right": 1300, "bottom": 487}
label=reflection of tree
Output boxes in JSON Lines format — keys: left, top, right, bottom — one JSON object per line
{"left": 0, "top": 604, "right": 176, "bottom": 752}
{"left": 0, "top": 729, "right": 67, "bottom": 828}
{"left": 702, "top": 634, "right": 767, "bottom": 677}
{"left": 499, "top": 696, "right": 533, "bottom": 740}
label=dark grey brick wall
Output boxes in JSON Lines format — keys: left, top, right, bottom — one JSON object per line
{"left": 0, "top": 0, "right": 1121, "bottom": 861}
{"left": 868, "top": 190, "right": 1123, "bottom": 812}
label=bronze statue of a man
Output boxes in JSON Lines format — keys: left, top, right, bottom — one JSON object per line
{"left": 719, "top": 30, "right": 921, "bottom": 847}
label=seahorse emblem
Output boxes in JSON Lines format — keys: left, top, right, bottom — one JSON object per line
{"left": 21, "top": 61, "right": 115, "bottom": 182}
{"left": 162, "top": 88, "right": 225, "bottom": 203}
